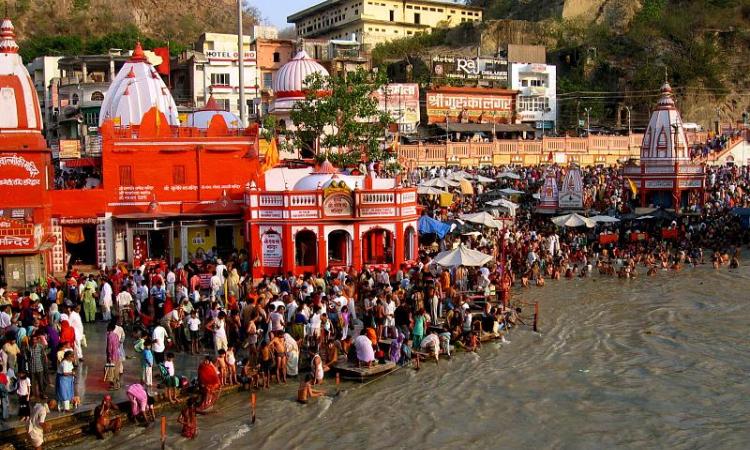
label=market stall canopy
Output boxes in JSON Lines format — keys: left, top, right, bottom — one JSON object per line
{"left": 434, "top": 244, "right": 493, "bottom": 267}
{"left": 551, "top": 213, "right": 596, "bottom": 228}
{"left": 486, "top": 198, "right": 519, "bottom": 216}
{"left": 497, "top": 171, "right": 521, "bottom": 180}
{"left": 499, "top": 187, "right": 524, "bottom": 195}
{"left": 589, "top": 215, "right": 620, "bottom": 223}
{"left": 474, "top": 174, "right": 495, "bottom": 183}
{"left": 417, "top": 186, "right": 449, "bottom": 195}
{"left": 450, "top": 170, "right": 473, "bottom": 180}
{"left": 420, "top": 177, "right": 460, "bottom": 188}
{"left": 460, "top": 211, "right": 503, "bottom": 228}
{"left": 459, "top": 179, "right": 474, "bottom": 195}
{"left": 418, "top": 215, "right": 451, "bottom": 239}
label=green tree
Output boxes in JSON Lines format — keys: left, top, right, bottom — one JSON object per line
{"left": 289, "top": 68, "right": 392, "bottom": 167}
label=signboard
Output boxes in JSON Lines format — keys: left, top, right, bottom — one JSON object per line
{"left": 261, "top": 231, "right": 282, "bottom": 267}
{"left": 259, "top": 210, "right": 283, "bottom": 219}
{"left": 401, "top": 205, "right": 417, "bottom": 216}
{"left": 645, "top": 180, "right": 674, "bottom": 189}
{"left": 432, "top": 56, "right": 508, "bottom": 83}
{"left": 426, "top": 90, "right": 514, "bottom": 124}
{"left": 373, "top": 83, "right": 420, "bottom": 134}
{"left": 360, "top": 206, "right": 396, "bottom": 217}
{"left": 0, "top": 154, "right": 42, "bottom": 187}
{"left": 0, "top": 217, "right": 36, "bottom": 252}
{"left": 290, "top": 209, "right": 319, "bottom": 219}
{"left": 205, "top": 50, "right": 257, "bottom": 62}
{"left": 118, "top": 185, "right": 154, "bottom": 202}
{"left": 323, "top": 193, "right": 353, "bottom": 217}
{"left": 59, "top": 140, "right": 81, "bottom": 159}
{"left": 59, "top": 217, "right": 99, "bottom": 225}
{"left": 678, "top": 179, "right": 702, "bottom": 188}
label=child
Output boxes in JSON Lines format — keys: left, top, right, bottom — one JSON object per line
{"left": 177, "top": 397, "right": 198, "bottom": 439}
{"left": 215, "top": 349, "right": 228, "bottom": 386}
{"left": 225, "top": 346, "right": 238, "bottom": 385}
{"left": 141, "top": 339, "right": 154, "bottom": 387}
{"left": 240, "top": 359, "right": 259, "bottom": 390}
{"left": 258, "top": 341, "right": 272, "bottom": 389}
{"left": 465, "top": 331, "right": 481, "bottom": 353}
{"left": 164, "top": 352, "right": 179, "bottom": 403}
{"left": 187, "top": 310, "right": 201, "bottom": 355}
{"left": 16, "top": 370, "right": 31, "bottom": 421}
{"left": 297, "top": 373, "right": 325, "bottom": 404}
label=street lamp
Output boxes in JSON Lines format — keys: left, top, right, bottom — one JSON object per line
{"left": 624, "top": 105, "right": 632, "bottom": 136}
{"left": 584, "top": 107, "right": 592, "bottom": 136}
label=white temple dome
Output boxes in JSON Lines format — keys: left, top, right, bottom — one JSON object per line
{"left": 182, "top": 95, "right": 241, "bottom": 129}
{"left": 98, "top": 42, "right": 179, "bottom": 127}
{"left": 640, "top": 82, "right": 690, "bottom": 162}
{"left": 272, "top": 50, "right": 329, "bottom": 113}
{"left": 0, "top": 17, "right": 41, "bottom": 131}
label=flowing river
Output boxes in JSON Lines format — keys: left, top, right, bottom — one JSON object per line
{"left": 72, "top": 263, "right": 750, "bottom": 450}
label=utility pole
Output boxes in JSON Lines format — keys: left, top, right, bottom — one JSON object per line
{"left": 238, "top": 0, "right": 247, "bottom": 127}
{"left": 624, "top": 105, "right": 632, "bottom": 136}
{"left": 584, "top": 107, "right": 592, "bottom": 137}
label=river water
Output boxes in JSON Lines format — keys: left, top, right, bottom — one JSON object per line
{"left": 72, "top": 264, "right": 750, "bottom": 450}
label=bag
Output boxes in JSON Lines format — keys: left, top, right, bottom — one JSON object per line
{"left": 103, "top": 363, "right": 116, "bottom": 383}
{"left": 81, "top": 335, "right": 88, "bottom": 348}
{"left": 133, "top": 338, "right": 144, "bottom": 353}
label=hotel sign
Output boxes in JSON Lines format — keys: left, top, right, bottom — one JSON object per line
{"left": 432, "top": 56, "right": 508, "bottom": 83}
{"left": 426, "top": 91, "right": 514, "bottom": 124}
{"left": 205, "top": 50, "right": 257, "bottom": 62}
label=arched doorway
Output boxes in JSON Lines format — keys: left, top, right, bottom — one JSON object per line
{"left": 328, "top": 230, "right": 352, "bottom": 268}
{"left": 403, "top": 226, "right": 416, "bottom": 261}
{"left": 362, "top": 228, "right": 393, "bottom": 265}
{"left": 295, "top": 230, "right": 317, "bottom": 268}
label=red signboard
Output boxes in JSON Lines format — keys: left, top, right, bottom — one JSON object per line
{"left": 426, "top": 88, "right": 515, "bottom": 124}
{"left": 0, "top": 217, "right": 35, "bottom": 251}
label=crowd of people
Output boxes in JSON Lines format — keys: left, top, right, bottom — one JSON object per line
{"left": 1, "top": 159, "right": 749, "bottom": 447}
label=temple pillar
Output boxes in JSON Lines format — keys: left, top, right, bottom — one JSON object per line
{"left": 352, "top": 223, "right": 362, "bottom": 270}
{"left": 317, "top": 226, "right": 327, "bottom": 274}
{"left": 672, "top": 186, "right": 681, "bottom": 214}
{"left": 394, "top": 221, "right": 405, "bottom": 270}
{"left": 283, "top": 224, "right": 294, "bottom": 275}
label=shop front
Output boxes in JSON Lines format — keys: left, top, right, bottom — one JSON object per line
{"left": 0, "top": 217, "right": 53, "bottom": 290}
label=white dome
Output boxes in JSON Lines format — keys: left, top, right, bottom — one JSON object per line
{"left": 293, "top": 173, "right": 336, "bottom": 191}
{"left": 272, "top": 51, "right": 329, "bottom": 113}
{"left": 182, "top": 96, "right": 241, "bottom": 129}
{"left": 640, "top": 82, "right": 690, "bottom": 162}
{"left": 98, "top": 42, "right": 179, "bottom": 127}
{"left": 0, "top": 18, "right": 41, "bottom": 131}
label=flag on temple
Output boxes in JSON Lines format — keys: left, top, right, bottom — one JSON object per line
{"left": 261, "top": 138, "right": 279, "bottom": 172}
{"left": 154, "top": 47, "right": 170, "bottom": 75}
{"left": 626, "top": 177, "right": 638, "bottom": 196}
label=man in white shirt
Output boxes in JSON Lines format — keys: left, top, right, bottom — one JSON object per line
{"left": 210, "top": 270, "right": 222, "bottom": 304}
{"left": 68, "top": 305, "right": 85, "bottom": 361}
{"left": 99, "top": 280, "right": 113, "bottom": 322}
{"left": 0, "top": 305, "right": 11, "bottom": 330}
{"left": 152, "top": 324, "right": 168, "bottom": 364}
{"left": 166, "top": 269, "right": 176, "bottom": 299}
{"left": 115, "top": 287, "right": 133, "bottom": 318}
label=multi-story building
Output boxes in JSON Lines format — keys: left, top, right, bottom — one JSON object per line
{"left": 288, "top": 0, "right": 483, "bottom": 49}
{"left": 172, "top": 32, "right": 259, "bottom": 120}
{"left": 253, "top": 37, "right": 295, "bottom": 116}
{"left": 508, "top": 45, "right": 557, "bottom": 136}
{"left": 26, "top": 56, "right": 62, "bottom": 138}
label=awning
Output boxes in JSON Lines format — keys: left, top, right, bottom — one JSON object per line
{"left": 436, "top": 123, "right": 536, "bottom": 133}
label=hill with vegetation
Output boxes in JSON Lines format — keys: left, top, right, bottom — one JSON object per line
{"left": 374, "top": 0, "right": 750, "bottom": 130}
{"left": 10, "top": 0, "right": 259, "bottom": 60}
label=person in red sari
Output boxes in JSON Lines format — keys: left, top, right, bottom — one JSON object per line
{"left": 59, "top": 320, "right": 75, "bottom": 349}
{"left": 196, "top": 357, "right": 221, "bottom": 412}
{"left": 177, "top": 397, "right": 198, "bottom": 439}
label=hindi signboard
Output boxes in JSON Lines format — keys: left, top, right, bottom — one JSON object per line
{"left": 426, "top": 90, "right": 514, "bottom": 124}
{"left": 373, "top": 83, "right": 420, "bottom": 134}
{"left": 261, "top": 231, "right": 282, "bottom": 267}
{"left": 59, "top": 140, "right": 81, "bottom": 159}
{"left": 0, "top": 217, "right": 36, "bottom": 252}
{"left": 323, "top": 193, "right": 353, "bottom": 217}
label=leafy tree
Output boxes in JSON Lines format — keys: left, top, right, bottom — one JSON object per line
{"left": 289, "top": 68, "right": 393, "bottom": 167}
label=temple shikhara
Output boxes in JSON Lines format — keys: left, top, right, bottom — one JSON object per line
{"left": 624, "top": 82, "right": 705, "bottom": 208}
{"left": 0, "top": 18, "right": 418, "bottom": 288}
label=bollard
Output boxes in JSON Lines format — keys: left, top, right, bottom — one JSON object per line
{"left": 160, "top": 416, "right": 166, "bottom": 450}
{"left": 533, "top": 303, "right": 539, "bottom": 333}
{"left": 250, "top": 392, "right": 257, "bottom": 424}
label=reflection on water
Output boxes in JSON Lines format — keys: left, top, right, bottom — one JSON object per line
{"left": 74, "top": 265, "right": 750, "bottom": 450}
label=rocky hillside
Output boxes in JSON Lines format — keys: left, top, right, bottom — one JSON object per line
{"left": 10, "top": 0, "right": 258, "bottom": 59}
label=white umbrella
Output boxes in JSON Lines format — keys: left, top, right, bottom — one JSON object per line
{"left": 486, "top": 198, "right": 519, "bottom": 217}
{"left": 474, "top": 174, "right": 495, "bottom": 183}
{"left": 497, "top": 171, "right": 521, "bottom": 180}
{"left": 417, "top": 186, "right": 449, "bottom": 195}
{"left": 434, "top": 244, "right": 493, "bottom": 267}
{"left": 460, "top": 211, "right": 503, "bottom": 228}
{"left": 589, "top": 215, "right": 620, "bottom": 224}
{"left": 451, "top": 170, "right": 473, "bottom": 179}
{"left": 499, "top": 187, "right": 524, "bottom": 195}
{"left": 420, "top": 177, "right": 460, "bottom": 188}
{"left": 551, "top": 213, "right": 596, "bottom": 228}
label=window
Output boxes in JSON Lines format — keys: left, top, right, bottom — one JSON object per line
{"left": 414, "top": 13, "right": 420, "bottom": 24}
{"left": 90, "top": 91, "right": 104, "bottom": 102}
{"left": 119, "top": 165, "right": 133, "bottom": 186}
{"left": 210, "top": 73, "right": 230, "bottom": 86}
{"left": 406, "top": 5, "right": 412, "bottom": 8}
{"left": 71, "top": 93, "right": 79, "bottom": 105}
{"left": 518, "top": 96, "right": 550, "bottom": 112}
{"left": 218, "top": 98, "right": 230, "bottom": 111}
{"left": 263, "top": 72, "right": 273, "bottom": 89}
{"left": 389, "top": 10, "right": 394, "bottom": 21}
{"left": 84, "top": 111, "right": 99, "bottom": 125}
{"left": 172, "top": 165, "right": 186, "bottom": 185}
{"left": 273, "top": 52, "right": 280, "bottom": 63}
{"left": 521, "top": 80, "right": 528, "bottom": 87}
